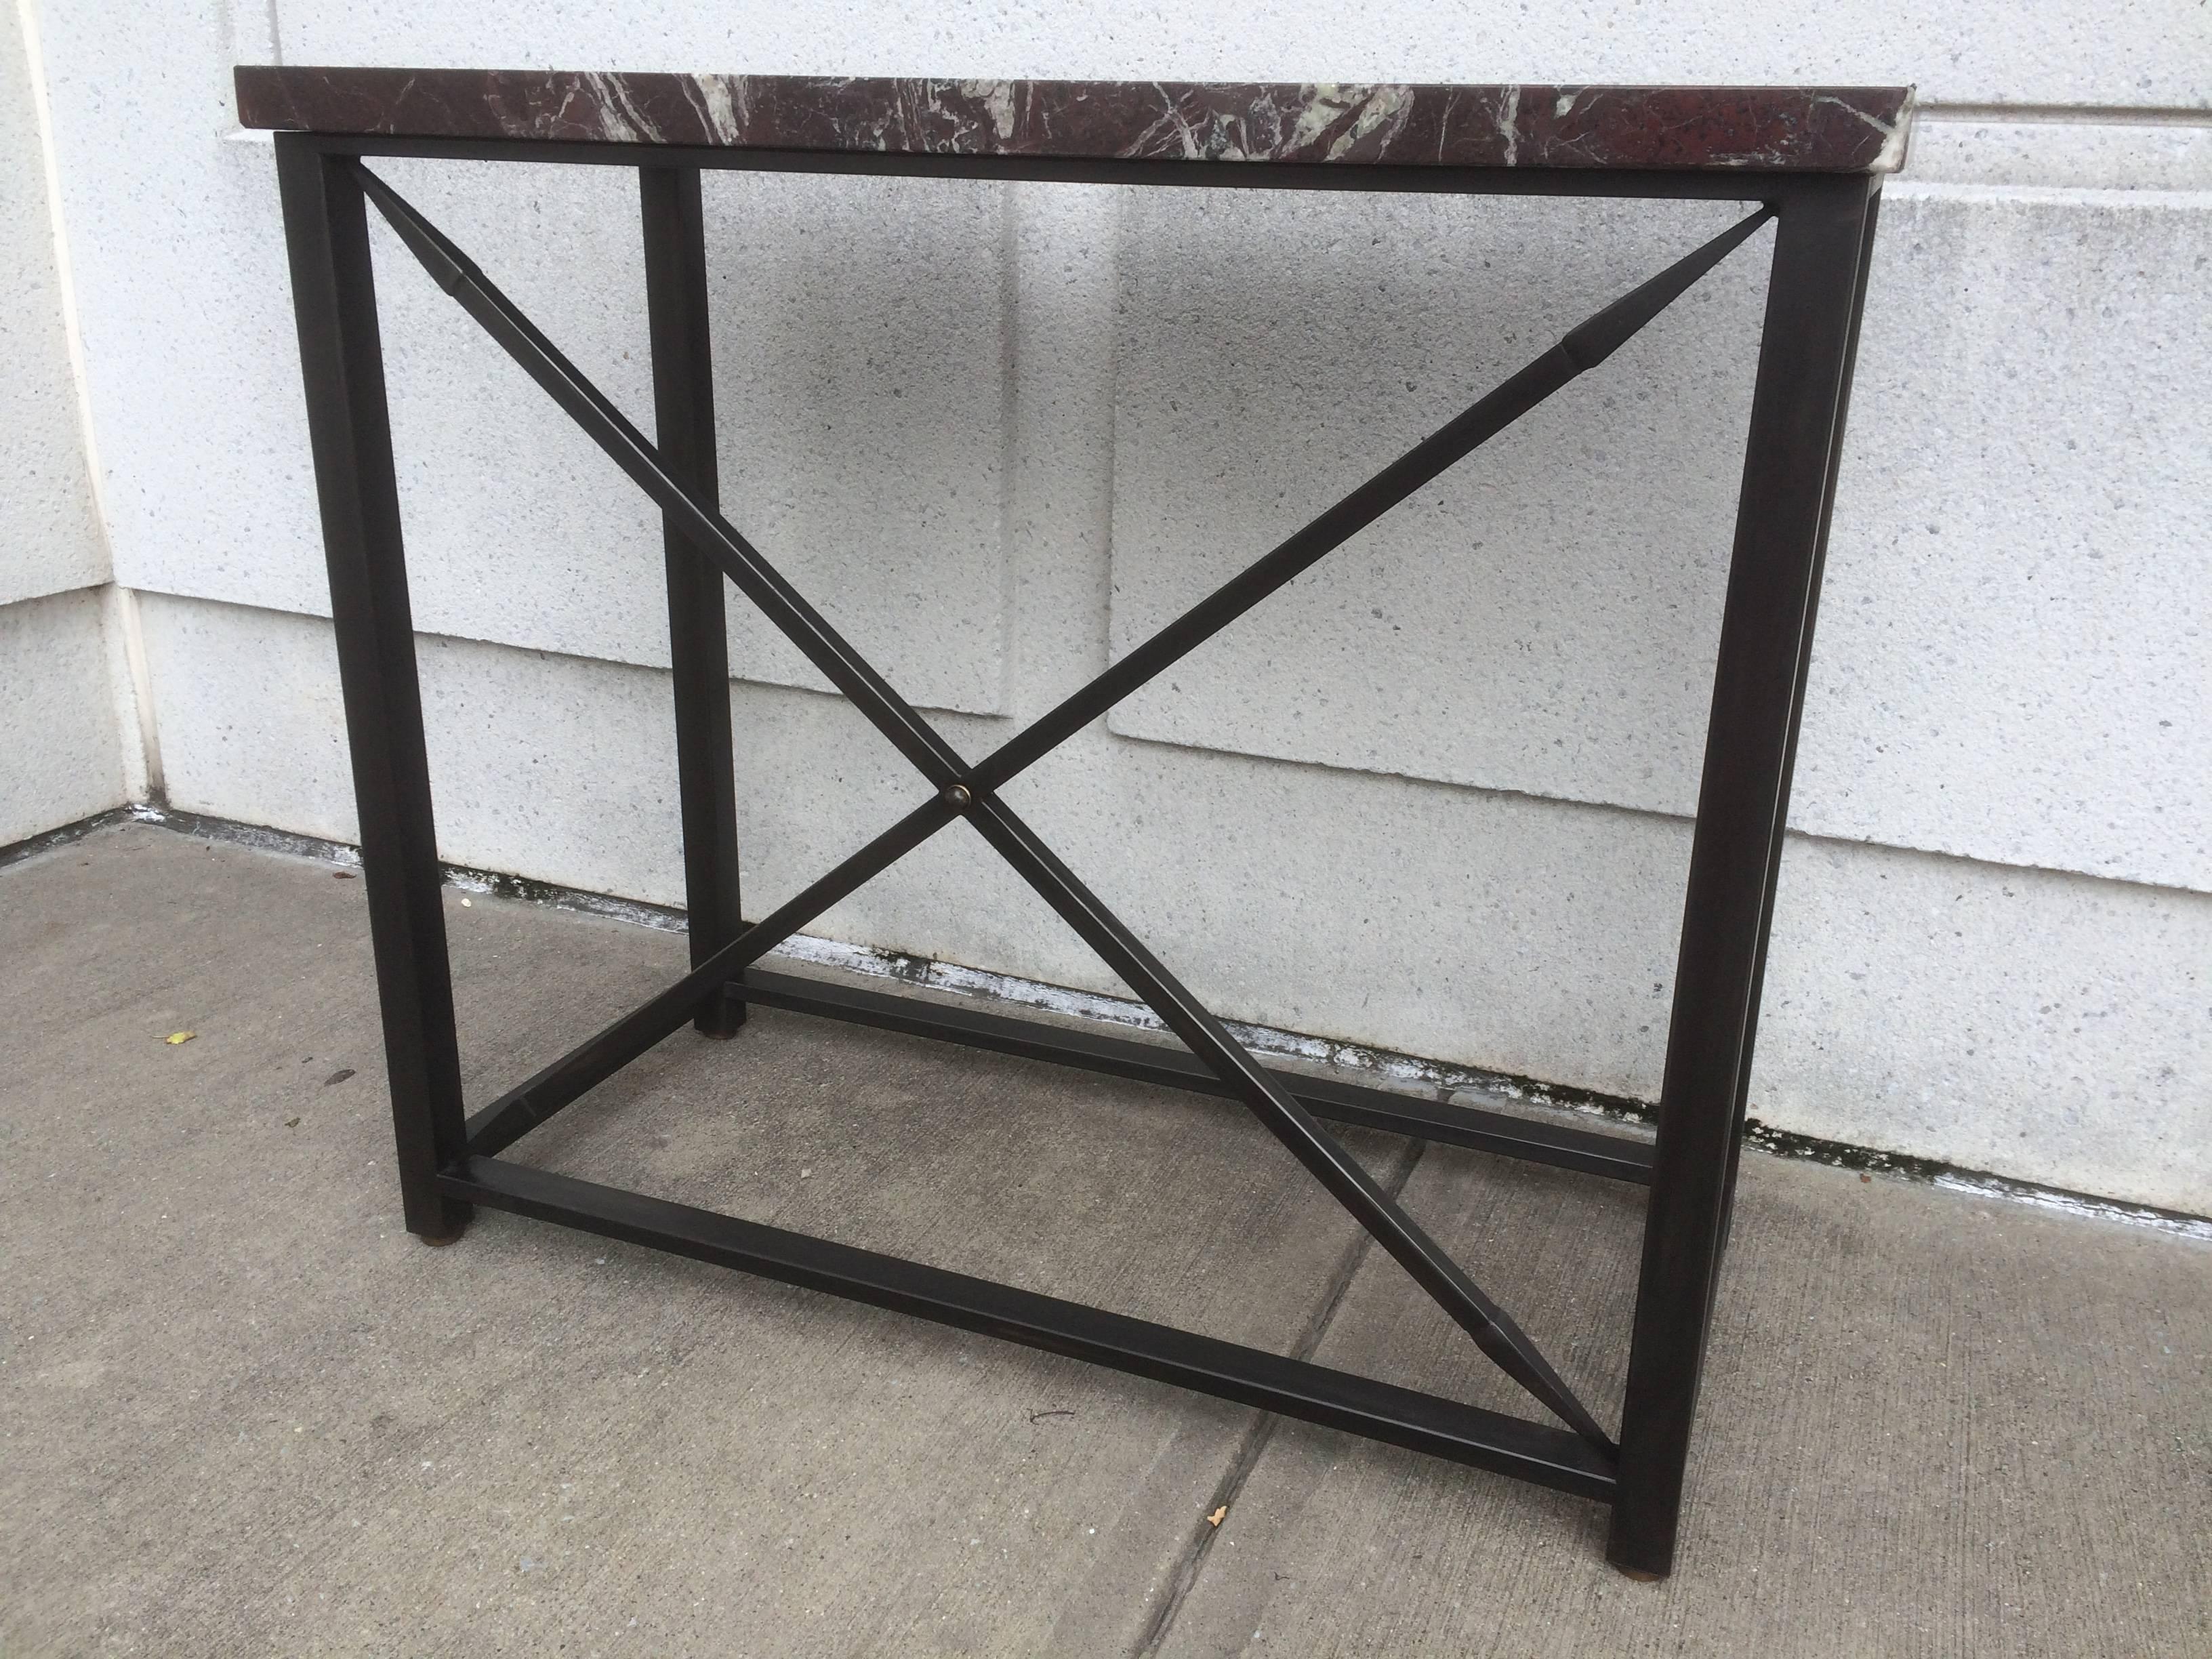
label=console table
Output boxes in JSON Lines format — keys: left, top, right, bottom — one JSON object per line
{"left": 238, "top": 68, "right": 1911, "bottom": 1579}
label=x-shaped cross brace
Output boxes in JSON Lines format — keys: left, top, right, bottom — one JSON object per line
{"left": 356, "top": 160, "right": 1770, "bottom": 1455}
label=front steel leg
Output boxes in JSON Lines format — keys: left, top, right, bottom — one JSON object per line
{"left": 275, "top": 136, "right": 471, "bottom": 1243}
{"left": 1712, "top": 191, "right": 1885, "bottom": 1263}
{"left": 1609, "top": 176, "right": 1880, "bottom": 1578}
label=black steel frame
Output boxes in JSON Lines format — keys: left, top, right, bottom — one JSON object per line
{"left": 272, "top": 127, "right": 1883, "bottom": 1579}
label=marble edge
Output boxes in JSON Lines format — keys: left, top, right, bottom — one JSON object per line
{"left": 233, "top": 68, "right": 1918, "bottom": 173}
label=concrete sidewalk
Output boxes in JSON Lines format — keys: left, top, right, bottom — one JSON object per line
{"left": 3, "top": 823, "right": 2206, "bottom": 1656}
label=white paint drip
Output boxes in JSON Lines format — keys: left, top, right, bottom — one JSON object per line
{"left": 1931, "top": 1172, "right": 2212, "bottom": 1244}
{"left": 16, "top": 0, "right": 161, "bottom": 798}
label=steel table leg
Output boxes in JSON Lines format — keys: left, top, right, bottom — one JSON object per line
{"left": 274, "top": 135, "right": 471, "bottom": 1242}
{"left": 1608, "top": 176, "right": 1880, "bottom": 1578}
{"left": 642, "top": 164, "right": 747, "bottom": 1038}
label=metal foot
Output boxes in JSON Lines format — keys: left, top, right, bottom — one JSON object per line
{"left": 693, "top": 984, "right": 747, "bottom": 1040}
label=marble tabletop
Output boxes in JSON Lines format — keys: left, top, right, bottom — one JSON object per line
{"left": 234, "top": 70, "right": 1913, "bottom": 173}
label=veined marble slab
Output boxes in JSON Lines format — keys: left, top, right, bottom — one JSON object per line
{"left": 234, "top": 70, "right": 1914, "bottom": 173}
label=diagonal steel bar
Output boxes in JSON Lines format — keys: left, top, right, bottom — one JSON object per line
{"left": 670, "top": 209, "right": 1774, "bottom": 994}
{"left": 352, "top": 159, "right": 1702, "bottom": 1445}
{"left": 960, "top": 785, "right": 1616, "bottom": 1452}
{"left": 968, "top": 204, "right": 1773, "bottom": 794}
{"left": 364, "top": 153, "right": 1763, "bottom": 962}
{"left": 537, "top": 205, "right": 1774, "bottom": 996}
{"left": 350, "top": 161, "right": 970, "bottom": 792}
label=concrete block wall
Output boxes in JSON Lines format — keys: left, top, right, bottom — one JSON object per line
{"left": 0, "top": 6, "right": 136, "bottom": 845}
{"left": 11, "top": 2, "right": 2209, "bottom": 1212}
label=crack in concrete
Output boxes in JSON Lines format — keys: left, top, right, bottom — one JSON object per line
{"left": 1127, "top": 1137, "right": 1427, "bottom": 1659}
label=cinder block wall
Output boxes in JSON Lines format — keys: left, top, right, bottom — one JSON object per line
{"left": 14, "top": 3, "right": 2210, "bottom": 1212}
{"left": 0, "top": 12, "right": 135, "bottom": 844}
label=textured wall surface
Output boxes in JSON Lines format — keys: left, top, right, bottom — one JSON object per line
{"left": 1, "top": 8, "right": 124, "bottom": 842}
{"left": 0, "top": 7, "right": 102, "bottom": 609}
{"left": 0, "top": 589, "right": 125, "bottom": 845}
{"left": 18, "top": 2, "right": 2211, "bottom": 1210}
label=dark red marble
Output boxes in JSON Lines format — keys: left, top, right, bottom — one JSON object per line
{"left": 235, "top": 70, "right": 1913, "bottom": 173}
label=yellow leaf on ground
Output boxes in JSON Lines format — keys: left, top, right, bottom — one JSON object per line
{"left": 1206, "top": 1506, "right": 1228, "bottom": 1528}
{"left": 164, "top": 1031, "right": 197, "bottom": 1046}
